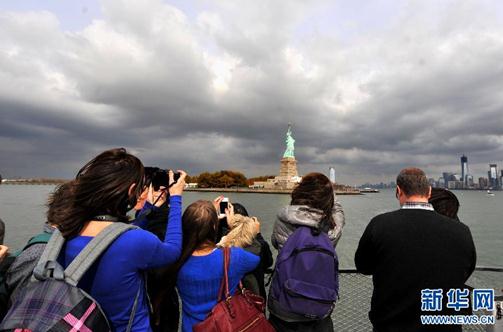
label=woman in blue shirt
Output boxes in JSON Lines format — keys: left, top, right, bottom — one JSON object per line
{"left": 163, "top": 200, "right": 259, "bottom": 332}
{"left": 49, "top": 148, "right": 186, "bottom": 331}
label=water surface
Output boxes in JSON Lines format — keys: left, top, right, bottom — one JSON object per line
{"left": 1, "top": 185, "right": 501, "bottom": 269}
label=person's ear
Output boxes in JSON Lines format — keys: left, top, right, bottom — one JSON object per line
{"left": 427, "top": 186, "right": 432, "bottom": 199}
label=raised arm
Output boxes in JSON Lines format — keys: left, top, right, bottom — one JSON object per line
{"left": 138, "top": 171, "right": 186, "bottom": 269}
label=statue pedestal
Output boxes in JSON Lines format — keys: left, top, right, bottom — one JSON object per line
{"left": 254, "top": 157, "right": 300, "bottom": 190}
{"left": 279, "top": 157, "right": 298, "bottom": 178}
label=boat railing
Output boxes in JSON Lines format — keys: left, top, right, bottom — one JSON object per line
{"left": 333, "top": 267, "right": 503, "bottom": 331}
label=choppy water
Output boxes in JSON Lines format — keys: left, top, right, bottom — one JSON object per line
{"left": 0, "top": 185, "right": 502, "bottom": 269}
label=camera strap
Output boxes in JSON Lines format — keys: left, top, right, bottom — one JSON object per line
{"left": 152, "top": 190, "right": 167, "bottom": 206}
{"left": 93, "top": 215, "right": 119, "bottom": 222}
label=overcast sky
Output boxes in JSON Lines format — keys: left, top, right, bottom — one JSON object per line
{"left": 1, "top": 0, "right": 503, "bottom": 185}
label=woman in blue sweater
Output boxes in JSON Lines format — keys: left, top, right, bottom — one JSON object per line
{"left": 167, "top": 200, "right": 259, "bottom": 332}
{"left": 49, "top": 148, "right": 186, "bottom": 331}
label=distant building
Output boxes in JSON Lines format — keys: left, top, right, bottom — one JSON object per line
{"left": 447, "top": 180, "right": 463, "bottom": 190}
{"left": 488, "top": 164, "right": 499, "bottom": 189}
{"left": 460, "top": 155, "right": 468, "bottom": 187}
{"left": 329, "top": 167, "right": 336, "bottom": 183}
{"left": 479, "top": 177, "right": 489, "bottom": 189}
{"left": 442, "top": 172, "right": 455, "bottom": 188}
{"left": 466, "top": 174, "right": 474, "bottom": 188}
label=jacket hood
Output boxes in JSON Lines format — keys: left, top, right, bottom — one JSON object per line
{"left": 272, "top": 200, "right": 345, "bottom": 250}
{"left": 277, "top": 205, "right": 326, "bottom": 228}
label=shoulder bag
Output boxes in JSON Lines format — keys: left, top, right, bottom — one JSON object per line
{"left": 193, "top": 247, "right": 275, "bottom": 332}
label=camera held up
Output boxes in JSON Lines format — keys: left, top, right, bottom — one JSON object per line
{"left": 144, "top": 167, "right": 181, "bottom": 191}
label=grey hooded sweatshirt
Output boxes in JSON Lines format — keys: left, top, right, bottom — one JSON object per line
{"left": 271, "top": 198, "right": 345, "bottom": 250}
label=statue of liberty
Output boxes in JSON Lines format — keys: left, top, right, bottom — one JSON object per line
{"left": 283, "top": 124, "right": 295, "bottom": 158}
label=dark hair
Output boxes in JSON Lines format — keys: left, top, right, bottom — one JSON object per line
{"left": 47, "top": 182, "right": 75, "bottom": 226}
{"left": 232, "top": 202, "right": 249, "bottom": 217}
{"left": 429, "top": 188, "right": 460, "bottom": 220}
{"left": 291, "top": 172, "right": 335, "bottom": 231}
{"left": 47, "top": 148, "right": 144, "bottom": 238}
{"left": 143, "top": 167, "right": 158, "bottom": 187}
{"left": 396, "top": 168, "right": 430, "bottom": 197}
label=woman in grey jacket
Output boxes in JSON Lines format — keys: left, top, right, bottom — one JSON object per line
{"left": 271, "top": 176, "right": 345, "bottom": 251}
{"left": 269, "top": 172, "right": 345, "bottom": 332}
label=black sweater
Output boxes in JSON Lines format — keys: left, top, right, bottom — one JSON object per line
{"left": 355, "top": 209, "right": 476, "bottom": 332}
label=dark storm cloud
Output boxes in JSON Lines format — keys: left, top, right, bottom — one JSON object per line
{"left": 1, "top": 0, "right": 503, "bottom": 183}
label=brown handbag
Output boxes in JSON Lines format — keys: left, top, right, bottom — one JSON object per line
{"left": 193, "top": 247, "right": 275, "bottom": 332}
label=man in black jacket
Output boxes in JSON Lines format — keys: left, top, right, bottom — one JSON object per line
{"left": 355, "top": 168, "right": 476, "bottom": 332}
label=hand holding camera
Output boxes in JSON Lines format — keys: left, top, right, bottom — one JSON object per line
{"left": 251, "top": 217, "right": 261, "bottom": 234}
{"left": 144, "top": 166, "right": 184, "bottom": 199}
{"left": 213, "top": 196, "right": 226, "bottom": 219}
{"left": 169, "top": 170, "right": 187, "bottom": 196}
{"left": 146, "top": 167, "right": 181, "bottom": 191}
{"left": 224, "top": 200, "right": 233, "bottom": 221}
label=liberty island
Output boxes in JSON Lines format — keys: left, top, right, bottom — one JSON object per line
{"left": 188, "top": 124, "right": 360, "bottom": 194}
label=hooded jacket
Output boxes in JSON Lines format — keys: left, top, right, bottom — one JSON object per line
{"left": 271, "top": 198, "right": 345, "bottom": 250}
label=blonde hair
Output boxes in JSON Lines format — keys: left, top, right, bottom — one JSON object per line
{"left": 217, "top": 214, "right": 259, "bottom": 248}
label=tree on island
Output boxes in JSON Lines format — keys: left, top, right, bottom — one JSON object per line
{"left": 195, "top": 172, "right": 213, "bottom": 187}
{"left": 219, "top": 174, "right": 234, "bottom": 188}
{"left": 192, "top": 170, "right": 248, "bottom": 188}
{"left": 185, "top": 174, "right": 199, "bottom": 183}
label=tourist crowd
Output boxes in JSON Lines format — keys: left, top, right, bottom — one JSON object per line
{"left": 0, "top": 148, "right": 476, "bottom": 332}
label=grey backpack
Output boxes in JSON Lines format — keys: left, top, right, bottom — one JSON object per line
{"left": 0, "top": 223, "right": 141, "bottom": 332}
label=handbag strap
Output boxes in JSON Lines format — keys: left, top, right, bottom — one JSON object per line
{"left": 217, "top": 247, "right": 231, "bottom": 302}
{"left": 126, "top": 282, "right": 142, "bottom": 332}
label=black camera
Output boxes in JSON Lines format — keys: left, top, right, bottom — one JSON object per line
{"left": 145, "top": 167, "right": 181, "bottom": 191}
